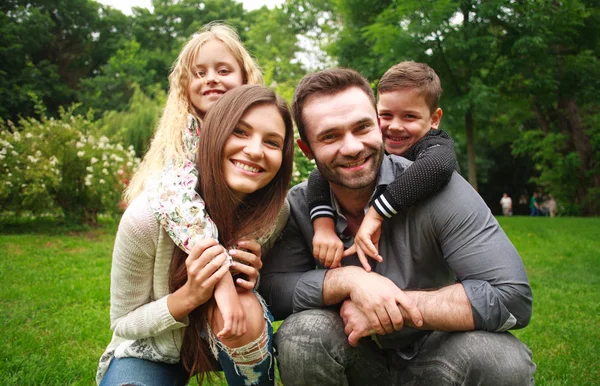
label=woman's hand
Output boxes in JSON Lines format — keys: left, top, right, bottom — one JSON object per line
{"left": 229, "top": 239, "right": 262, "bottom": 290}
{"left": 167, "top": 239, "right": 230, "bottom": 322}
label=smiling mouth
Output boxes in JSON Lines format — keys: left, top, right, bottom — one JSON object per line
{"left": 232, "top": 160, "right": 263, "bottom": 173}
{"left": 339, "top": 157, "right": 369, "bottom": 168}
{"left": 387, "top": 135, "right": 409, "bottom": 142}
{"left": 203, "top": 90, "right": 224, "bottom": 96}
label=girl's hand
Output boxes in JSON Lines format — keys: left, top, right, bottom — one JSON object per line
{"left": 213, "top": 275, "right": 246, "bottom": 340}
{"left": 230, "top": 239, "right": 262, "bottom": 290}
{"left": 168, "top": 239, "right": 229, "bottom": 321}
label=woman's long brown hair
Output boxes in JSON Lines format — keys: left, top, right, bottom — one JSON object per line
{"left": 169, "top": 85, "right": 294, "bottom": 380}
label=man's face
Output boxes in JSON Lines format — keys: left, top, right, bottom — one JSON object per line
{"left": 299, "top": 87, "right": 384, "bottom": 190}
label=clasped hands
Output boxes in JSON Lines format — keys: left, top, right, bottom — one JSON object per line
{"left": 340, "top": 272, "right": 423, "bottom": 347}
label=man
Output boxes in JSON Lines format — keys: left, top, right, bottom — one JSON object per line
{"left": 259, "top": 68, "right": 535, "bottom": 385}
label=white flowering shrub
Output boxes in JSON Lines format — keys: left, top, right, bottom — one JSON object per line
{"left": 0, "top": 107, "right": 140, "bottom": 225}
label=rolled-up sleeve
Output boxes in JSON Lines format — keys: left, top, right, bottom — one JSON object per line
{"left": 429, "top": 175, "right": 533, "bottom": 331}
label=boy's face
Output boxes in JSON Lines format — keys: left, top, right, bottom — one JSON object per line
{"left": 377, "top": 89, "right": 442, "bottom": 156}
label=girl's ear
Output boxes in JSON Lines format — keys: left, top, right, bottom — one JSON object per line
{"left": 297, "top": 139, "right": 314, "bottom": 160}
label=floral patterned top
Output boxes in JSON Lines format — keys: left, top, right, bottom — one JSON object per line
{"left": 146, "top": 115, "right": 226, "bottom": 256}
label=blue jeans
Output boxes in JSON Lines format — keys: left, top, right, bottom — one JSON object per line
{"left": 275, "top": 309, "right": 536, "bottom": 386}
{"left": 101, "top": 305, "right": 275, "bottom": 386}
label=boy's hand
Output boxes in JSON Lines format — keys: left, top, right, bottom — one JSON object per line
{"left": 312, "top": 217, "right": 344, "bottom": 268}
{"left": 343, "top": 206, "right": 384, "bottom": 272}
{"left": 213, "top": 275, "right": 247, "bottom": 340}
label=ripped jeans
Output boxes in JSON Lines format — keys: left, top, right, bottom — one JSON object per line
{"left": 100, "top": 292, "right": 275, "bottom": 386}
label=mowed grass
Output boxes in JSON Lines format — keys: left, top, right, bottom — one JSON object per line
{"left": 0, "top": 216, "right": 598, "bottom": 385}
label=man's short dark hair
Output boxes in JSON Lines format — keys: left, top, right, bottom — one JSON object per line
{"left": 291, "top": 68, "right": 376, "bottom": 144}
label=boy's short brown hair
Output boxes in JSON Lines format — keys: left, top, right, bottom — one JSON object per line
{"left": 378, "top": 61, "right": 442, "bottom": 114}
{"left": 292, "top": 68, "right": 376, "bottom": 144}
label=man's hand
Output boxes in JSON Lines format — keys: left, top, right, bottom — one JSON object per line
{"left": 343, "top": 206, "right": 384, "bottom": 271}
{"left": 349, "top": 270, "right": 423, "bottom": 334}
{"left": 340, "top": 299, "right": 373, "bottom": 347}
{"left": 312, "top": 217, "right": 344, "bottom": 268}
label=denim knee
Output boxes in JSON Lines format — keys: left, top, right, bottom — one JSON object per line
{"left": 99, "top": 357, "right": 188, "bottom": 386}
{"left": 405, "top": 330, "right": 535, "bottom": 386}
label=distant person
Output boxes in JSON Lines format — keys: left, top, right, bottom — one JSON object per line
{"left": 500, "top": 193, "right": 513, "bottom": 216}
{"left": 306, "top": 61, "right": 459, "bottom": 270}
{"left": 530, "top": 192, "right": 541, "bottom": 216}
{"left": 96, "top": 23, "right": 294, "bottom": 386}
{"left": 543, "top": 195, "right": 557, "bottom": 218}
{"left": 260, "top": 68, "right": 535, "bottom": 385}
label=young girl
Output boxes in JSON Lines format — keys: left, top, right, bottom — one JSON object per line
{"left": 96, "top": 23, "right": 291, "bottom": 386}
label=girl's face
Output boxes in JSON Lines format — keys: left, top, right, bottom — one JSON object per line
{"left": 188, "top": 40, "right": 244, "bottom": 116}
{"left": 222, "top": 104, "right": 286, "bottom": 201}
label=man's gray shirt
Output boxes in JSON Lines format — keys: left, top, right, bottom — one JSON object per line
{"left": 260, "top": 155, "right": 532, "bottom": 349}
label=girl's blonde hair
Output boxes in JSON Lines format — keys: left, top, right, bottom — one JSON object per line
{"left": 124, "top": 22, "right": 263, "bottom": 203}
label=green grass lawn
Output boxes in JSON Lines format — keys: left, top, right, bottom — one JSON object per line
{"left": 0, "top": 216, "right": 598, "bottom": 385}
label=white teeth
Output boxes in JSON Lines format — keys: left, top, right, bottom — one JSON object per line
{"left": 342, "top": 158, "right": 367, "bottom": 168}
{"left": 234, "top": 161, "right": 260, "bottom": 173}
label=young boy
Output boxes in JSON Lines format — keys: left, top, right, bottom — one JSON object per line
{"left": 307, "top": 61, "right": 459, "bottom": 271}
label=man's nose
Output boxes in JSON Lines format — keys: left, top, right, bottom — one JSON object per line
{"left": 339, "top": 132, "right": 363, "bottom": 156}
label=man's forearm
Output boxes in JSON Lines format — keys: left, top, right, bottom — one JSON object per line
{"left": 401, "top": 283, "right": 474, "bottom": 331}
{"left": 322, "top": 266, "right": 364, "bottom": 306}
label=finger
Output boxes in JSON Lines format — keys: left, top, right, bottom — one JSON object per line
{"left": 356, "top": 246, "right": 372, "bottom": 272}
{"left": 386, "top": 303, "right": 405, "bottom": 331}
{"left": 375, "top": 307, "right": 394, "bottom": 334}
{"left": 367, "top": 311, "right": 385, "bottom": 335}
{"left": 331, "top": 246, "right": 344, "bottom": 268}
{"left": 237, "top": 239, "right": 261, "bottom": 256}
{"left": 395, "top": 292, "right": 424, "bottom": 328}
{"left": 343, "top": 244, "right": 356, "bottom": 257}
{"left": 187, "top": 238, "right": 219, "bottom": 263}
{"left": 361, "top": 238, "right": 382, "bottom": 262}
{"left": 347, "top": 330, "right": 361, "bottom": 347}
{"left": 235, "top": 277, "right": 255, "bottom": 290}
{"left": 218, "top": 317, "right": 232, "bottom": 339}
{"left": 324, "top": 247, "right": 336, "bottom": 268}
{"left": 313, "top": 243, "right": 321, "bottom": 261}
{"left": 197, "top": 255, "right": 229, "bottom": 287}
{"left": 189, "top": 245, "right": 227, "bottom": 273}
{"left": 230, "top": 249, "right": 261, "bottom": 270}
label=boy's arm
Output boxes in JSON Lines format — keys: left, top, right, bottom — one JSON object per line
{"left": 373, "top": 130, "right": 457, "bottom": 219}
{"left": 307, "top": 168, "right": 334, "bottom": 221}
{"left": 307, "top": 168, "right": 344, "bottom": 268}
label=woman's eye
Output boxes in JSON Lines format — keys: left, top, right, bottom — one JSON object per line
{"left": 233, "top": 128, "right": 247, "bottom": 136}
{"left": 265, "top": 140, "right": 282, "bottom": 149}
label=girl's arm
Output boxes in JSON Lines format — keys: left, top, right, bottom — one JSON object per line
{"left": 372, "top": 130, "right": 458, "bottom": 219}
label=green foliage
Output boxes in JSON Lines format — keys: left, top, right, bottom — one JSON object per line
{"left": 0, "top": 107, "right": 139, "bottom": 225}
{"left": 100, "top": 84, "right": 166, "bottom": 157}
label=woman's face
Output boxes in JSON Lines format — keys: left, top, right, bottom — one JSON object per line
{"left": 188, "top": 40, "right": 244, "bottom": 116}
{"left": 222, "top": 104, "right": 286, "bottom": 201}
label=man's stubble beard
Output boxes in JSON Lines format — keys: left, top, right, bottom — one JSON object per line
{"left": 313, "top": 144, "right": 385, "bottom": 190}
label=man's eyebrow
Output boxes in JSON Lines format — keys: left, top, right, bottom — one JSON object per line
{"left": 316, "top": 117, "right": 375, "bottom": 139}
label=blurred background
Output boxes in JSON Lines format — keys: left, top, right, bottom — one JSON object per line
{"left": 1, "top": 0, "right": 599, "bottom": 226}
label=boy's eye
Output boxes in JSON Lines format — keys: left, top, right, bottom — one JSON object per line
{"left": 378, "top": 114, "right": 392, "bottom": 119}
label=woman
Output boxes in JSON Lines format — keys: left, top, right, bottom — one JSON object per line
{"left": 97, "top": 85, "right": 294, "bottom": 386}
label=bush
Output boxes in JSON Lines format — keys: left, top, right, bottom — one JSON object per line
{"left": 0, "top": 106, "right": 139, "bottom": 225}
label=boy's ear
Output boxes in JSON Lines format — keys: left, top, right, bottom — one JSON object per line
{"left": 297, "top": 139, "right": 314, "bottom": 160}
{"left": 430, "top": 108, "right": 443, "bottom": 130}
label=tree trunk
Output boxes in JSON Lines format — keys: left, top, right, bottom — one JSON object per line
{"left": 532, "top": 96, "right": 550, "bottom": 135}
{"left": 465, "top": 108, "right": 478, "bottom": 191}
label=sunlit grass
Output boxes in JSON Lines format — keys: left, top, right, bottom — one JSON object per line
{"left": 0, "top": 216, "right": 598, "bottom": 385}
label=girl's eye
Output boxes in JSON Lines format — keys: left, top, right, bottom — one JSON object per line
{"left": 218, "top": 68, "right": 231, "bottom": 75}
{"left": 195, "top": 70, "right": 205, "bottom": 78}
